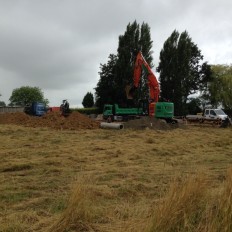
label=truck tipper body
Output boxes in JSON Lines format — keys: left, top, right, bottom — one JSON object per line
{"left": 103, "top": 102, "right": 174, "bottom": 121}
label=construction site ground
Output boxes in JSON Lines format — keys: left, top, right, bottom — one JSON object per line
{"left": 0, "top": 122, "right": 232, "bottom": 231}
{"left": 0, "top": 111, "right": 100, "bottom": 130}
{"left": 123, "top": 117, "right": 185, "bottom": 130}
{"left": 0, "top": 112, "right": 187, "bottom": 131}
{"left": 1, "top": 111, "right": 231, "bottom": 132}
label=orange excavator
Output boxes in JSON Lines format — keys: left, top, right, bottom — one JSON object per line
{"left": 126, "top": 51, "right": 161, "bottom": 117}
{"left": 103, "top": 51, "right": 175, "bottom": 122}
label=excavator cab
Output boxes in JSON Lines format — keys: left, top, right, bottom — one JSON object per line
{"left": 60, "top": 99, "right": 70, "bottom": 117}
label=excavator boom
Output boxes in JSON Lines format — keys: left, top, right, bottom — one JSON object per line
{"left": 128, "top": 52, "right": 160, "bottom": 102}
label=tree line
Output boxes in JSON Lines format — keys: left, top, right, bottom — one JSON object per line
{"left": 1, "top": 21, "right": 231, "bottom": 114}
{"left": 95, "top": 21, "right": 232, "bottom": 115}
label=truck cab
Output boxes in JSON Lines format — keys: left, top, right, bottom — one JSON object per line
{"left": 155, "top": 102, "right": 174, "bottom": 119}
{"left": 24, "top": 102, "right": 47, "bottom": 116}
{"left": 103, "top": 104, "right": 113, "bottom": 120}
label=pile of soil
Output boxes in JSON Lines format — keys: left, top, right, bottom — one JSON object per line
{"left": 0, "top": 112, "right": 100, "bottom": 130}
{"left": 123, "top": 116, "right": 183, "bottom": 130}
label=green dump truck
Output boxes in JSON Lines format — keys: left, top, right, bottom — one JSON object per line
{"left": 103, "top": 102, "right": 176, "bottom": 123}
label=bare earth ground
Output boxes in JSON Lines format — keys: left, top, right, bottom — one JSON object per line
{"left": 0, "top": 112, "right": 100, "bottom": 130}
{"left": 0, "top": 112, "right": 232, "bottom": 231}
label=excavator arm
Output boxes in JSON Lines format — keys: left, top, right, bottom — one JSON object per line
{"left": 125, "top": 51, "right": 175, "bottom": 120}
{"left": 128, "top": 52, "right": 160, "bottom": 102}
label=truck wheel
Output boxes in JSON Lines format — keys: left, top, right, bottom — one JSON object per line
{"left": 214, "top": 119, "right": 221, "bottom": 126}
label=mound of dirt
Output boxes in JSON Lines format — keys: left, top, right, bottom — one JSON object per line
{"left": 123, "top": 116, "right": 183, "bottom": 130}
{"left": 0, "top": 112, "right": 100, "bottom": 130}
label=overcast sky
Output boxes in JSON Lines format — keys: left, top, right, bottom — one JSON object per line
{"left": 0, "top": 0, "right": 231, "bottom": 107}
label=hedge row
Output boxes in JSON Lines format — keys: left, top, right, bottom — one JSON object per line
{"left": 71, "top": 107, "right": 100, "bottom": 115}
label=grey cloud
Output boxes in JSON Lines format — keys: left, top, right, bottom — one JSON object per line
{"left": 0, "top": 0, "right": 232, "bottom": 106}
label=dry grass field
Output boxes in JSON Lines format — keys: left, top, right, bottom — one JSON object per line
{"left": 0, "top": 124, "right": 232, "bottom": 232}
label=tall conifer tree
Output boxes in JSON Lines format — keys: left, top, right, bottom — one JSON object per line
{"left": 157, "top": 30, "right": 210, "bottom": 115}
{"left": 95, "top": 54, "right": 117, "bottom": 110}
{"left": 95, "top": 21, "right": 153, "bottom": 109}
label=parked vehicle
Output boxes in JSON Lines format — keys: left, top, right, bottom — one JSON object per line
{"left": 24, "top": 102, "right": 47, "bottom": 116}
{"left": 103, "top": 103, "right": 143, "bottom": 121}
{"left": 103, "top": 102, "right": 175, "bottom": 122}
{"left": 186, "top": 108, "right": 231, "bottom": 127}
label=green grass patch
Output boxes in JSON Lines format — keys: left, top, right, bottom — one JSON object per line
{"left": 71, "top": 107, "right": 100, "bottom": 115}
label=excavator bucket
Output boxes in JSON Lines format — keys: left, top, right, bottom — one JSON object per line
{"left": 125, "top": 85, "right": 135, "bottom": 99}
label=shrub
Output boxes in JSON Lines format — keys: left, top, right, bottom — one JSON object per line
{"left": 71, "top": 107, "right": 100, "bottom": 115}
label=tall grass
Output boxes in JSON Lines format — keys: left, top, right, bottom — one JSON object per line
{"left": 1, "top": 125, "right": 232, "bottom": 231}
{"left": 204, "top": 168, "right": 232, "bottom": 232}
{"left": 0, "top": 211, "right": 39, "bottom": 232}
{"left": 147, "top": 173, "right": 208, "bottom": 232}
{"left": 48, "top": 180, "right": 98, "bottom": 232}
{"left": 147, "top": 169, "right": 232, "bottom": 232}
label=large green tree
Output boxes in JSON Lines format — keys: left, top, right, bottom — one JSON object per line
{"left": 157, "top": 30, "right": 211, "bottom": 115}
{"left": 0, "top": 101, "right": 6, "bottom": 107}
{"left": 116, "top": 21, "right": 153, "bottom": 103}
{"left": 204, "top": 65, "right": 232, "bottom": 109}
{"left": 95, "top": 21, "right": 153, "bottom": 109}
{"left": 0, "top": 93, "right": 5, "bottom": 106}
{"left": 95, "top": 54, "right": 118, "bottom": 110}
{"left": 82, "top": 92, "right": 94, "bottom": 108}
{"left": 9, "top": 86, "right": 49, "bottom": 106}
